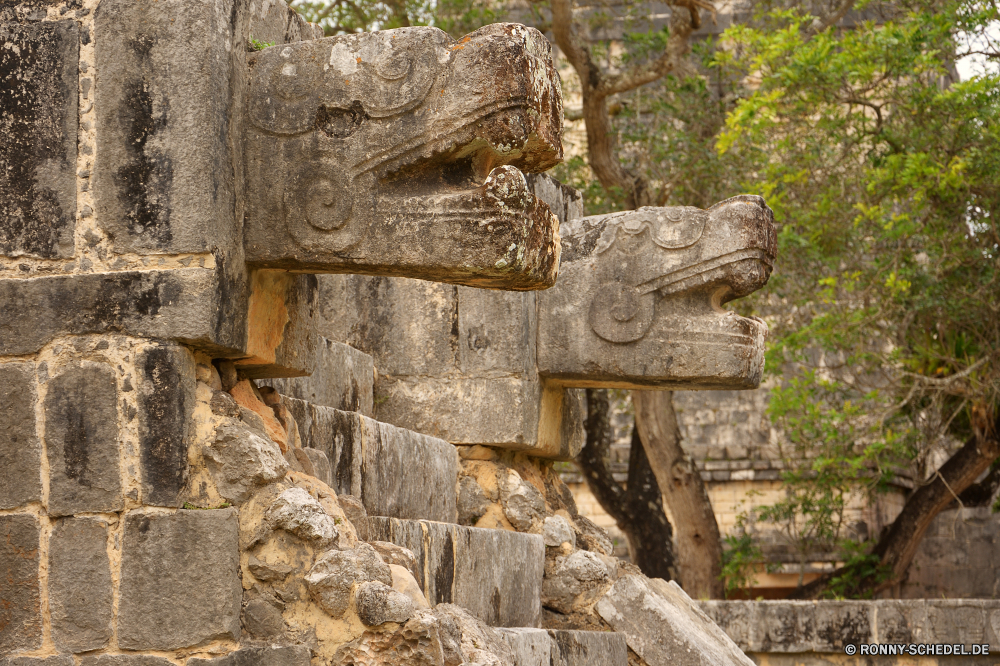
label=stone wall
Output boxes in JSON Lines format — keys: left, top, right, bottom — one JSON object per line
{"left": 700, "top": 599, "right": 1000, "bottom": 665}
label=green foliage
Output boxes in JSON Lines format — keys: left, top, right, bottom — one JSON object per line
{"left": 720, "top": 508, "right": 779, "bottom": 598}
{"left": 248, "top": 35, "right": 276, "bottom": 51}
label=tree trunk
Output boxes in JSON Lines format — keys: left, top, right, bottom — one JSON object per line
{"left": 579, "top": 389, "right": 677, "bottom": 579}
{"left": 632, "top": 390, "right": 724, "bottom": 599}
{"left": 788, "top": 415, "right": 1000, "bottom": 599}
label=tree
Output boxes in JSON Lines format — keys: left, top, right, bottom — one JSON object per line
{"left": 714, "top": 0, "right": 1000, "bottom": 598}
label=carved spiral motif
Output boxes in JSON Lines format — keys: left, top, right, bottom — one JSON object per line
{"left": 589, "top": 282, "right": 656, "bottom": 343}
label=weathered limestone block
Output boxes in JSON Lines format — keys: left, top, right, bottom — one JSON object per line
{"left": 537, "top": 196, "right": 776, "bottom": 390}
{"left": 499, "top": 628, "right": 551, "bottom": 666}
{"left": 549, "top": 630, "right": 628, "bottom": 666}
{"left": 261, "top": 337, "right": 374, "bottom": 416}
{"left": 2, "top": 659, "right": 74, "bottom": 666}
{"left": 0, "top": 363, "right": 41, "bottom": 509}
{"left": 305, "top": 542, "right": 392, "bottom": 618}
{"left": 49, "top": 517, "right": 113, "bottom": 653}
{"left": 44, "top": 363, "right": 122, "bottom": 516}
{"left": 288, "top": 402, "right": 459, "bottom": 523}
{"left": 204, "top": 421, "right": 289, "bottom": 504}
{"left": 118, "top": 509, "right": 241, "bottom": 650}
{"left": 244, "top": 25, "right": 562, "bottom": 289}
{"left": 355, "top": 580, "right": 417, "bottom": 626}
{"left": 369, "top": 517, "right": 544, "bottom": 628}
{"left": 0, "top": 515, "right": 41, "bottom": 655}
{"left": 267, "top": 486, "right": 340, "bottom": 547}
{"left": 0, "top": 20, "right": 78, "bottom": 259}
{"left": 80, "top": 657, "right": 174, "bottom": 666}
{"left": 595, "top": 575, "right": 753, "bottom": 666}
{"left": 137, "top": 344, "right": 196, "bottom": 507}
{"left": 542, "top": 550, "right": 617, "bottom": 615}
{"left": 187, "top": 646, "right": 311, "bottom": 666}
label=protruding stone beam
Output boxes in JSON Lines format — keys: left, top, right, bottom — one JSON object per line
{"left": 244, "top": 24, "right": 563, "bottom": 289}
{"left": 537, "top": 195, "right": 776, "bottom": 390}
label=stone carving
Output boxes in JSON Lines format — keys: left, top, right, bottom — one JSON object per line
{"left": 537, "top": 194, "right": 776, "bottom": 389}
{"left": 244, "top": 24, "right": 563, "bottom": 289}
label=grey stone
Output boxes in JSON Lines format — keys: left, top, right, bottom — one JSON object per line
{"left": 339, "top": 493, "right": 369, "bottom": 541}
{"left": 241, "top": 596, "right": 287, "bottom": 638}
{"left": 433, "top": 604, "right": 518, "bottom": 664}
{"left": 203, "top": 422, "right": 288, "bottom": 503}
{"left": 369, "top": 516, "right": 545, "bottom": 627}
{"left": 243, "top": 26, "right": 562, "bottom": 290}
{"left": 499, "top": 628, "right": 551, "bottom": 666}
{"left": 813, "top": 601, "right": 870, "bottom": 652}
{"left": 752, "top": 601, "right": 814, "bottom": 652}
{"left": 261, "top": 338, "right": 374, "bottom": 416}
{"left": 458, "top": 475, "right": 492, "bottom": 526}
{"left": 595, "top": 576, "right": 753, "bottom": 666}
{"left": 499, "top": 467, "right": 545, "bottom": 531}
{"left": 542, "top": 550, "right": 615, "bottom": 614}
{"left": 137, "top": 344, "right": 195, "bottom": 507}
{"left": 0, "top": 363, "right": 41, "bottom": 509}
{"left": 49, "top": 517, "right": 112, "bottom": 653}
{"left": 0, "top": 515, "right": 41, "bottom": 654}
{"left": 118, "top": 509, "right": 241, "bottom": 650}
{"left": 291, "top": 404, "right": 458, "bottom": 523}
{"left": 543, "top": 515, "right": 576, "bottom": 548}
{"left": 94, "top": 0, "right": 236, "bottom": 255}
{"left": 355, "top": 580, "right": 416, "bottom": 626}
{"left": 186, "top": 646, "right": 311, "bottom": 666}
{"left": 265, "top": 487, "right": 339, "bottom": 547}
{"left": 527, "top": 172, "right": 584, "bottom": 227}
{"left": 302, "top": 447, "right": 332, "bottom": 486}
{"left": 44, "top": 362, "right": 122, "bottom": 516}
{"left": 3, "top": 659, "right": 75, "bottom": 666}
{"left": 537, "top": 196, "right": 776, "bottom": 390}
{"left": 247, "top": 555, "right": 293, "bottom": 583}
{"left": 549, "top": 630, "right": 629, "bottom": 666}
{"left": 305, "top": 542, "right": 392, "bottom": 618}
{"left": 80, "top": 656, "right": 174, "bottom": 666}
{"left": 0, "top": 21, "right": 77, "bottom": 259}
{"left": 370, "top": 541, "right": 420, "bottom": 582}
{"left": 330, "top": 609, "right": 451, "bottom": 665}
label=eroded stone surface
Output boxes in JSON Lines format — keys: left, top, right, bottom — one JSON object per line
{"left": 369, "top": 517, "right": 544, "bottom": 628}
{"left": 0, "top": 363, "right": 40, "bottom": 509}
{"left": 118, "top": 509, "right": 241, "bottom": 650}
{"left": 289, "top": 403, "right": 458, "bottom": 523}
{"left": 356, "top": 580, "right": 417, "bottom": 626}
{"left": 500, "top": 628, "right": 551, "bottom": 666}
{"left": 204, "top": 422, "right": 289, "bottom": 503}
{"left": 244, "top": 25, "right": 562, "bottom": 289}
{"left": 0, "top": 515, "right": 41, "bottom": 654}
{"left": 79, "top": 657, "right": 174, "bottom": 666}
{"left": 44, "top": 363, "right": 122, "bottom": 516}
{"left": 261, "top": 338, "right": 374, "bottom": 416}
{"left": 266, "top": 486, "right": 340, "bottom": 547}
{"left": 305, "top": 542, "right": 392, "bottom": 618}
{"left": 537, "top": 196, "right": 776, "bottom": 390}
{"left": 49, "top": 517, "right": 113, "bottom": 653}
{"left": 0, "top": 21, "right": 78, "bottom": 259}
{"left": 596, "top": 576, "right": 753, "bottom": 666}
{"left": 549, "top": 630, "right": 628, "bottom": 666}
{"left": 187, "top": 646, "right": 311, "bottom": 666}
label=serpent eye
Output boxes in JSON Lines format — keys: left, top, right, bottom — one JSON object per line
{"left": 375, "top": 53, "right": 412, "bottom": 81}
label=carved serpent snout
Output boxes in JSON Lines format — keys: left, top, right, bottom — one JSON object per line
{"left": 587, "top": 195, "right": 776, "bottom": 343}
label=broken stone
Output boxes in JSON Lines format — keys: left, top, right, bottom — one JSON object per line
{"left": 230, "top": 380, "right": 288, "bottom": 451}
{"left": 49, "top": 517, "right": 112, "bottom": 653}
{"left": 0, "top": 515, "right": 41, "bottom": 654}
{"left": 44, "top": 362, "right": 122, "bottom": 516}
{"left": 247, "top": 555, "right": 293, "bottom": 583}
{"left": 0, "top": 363, "right": 41, "bottom": 509}
{"left": 499, "top": 628, "right": 551, "bottom": 666}
{"left": 543, "top": 515, "right": 576, "bottom": 549}
{"left": 79, "top": 657, "right": 174, "bottom": 666}
{"left": 203, "top": 422, "right": 288, "bottom": 504}
{"left": 118, "top": 509, "right": 241, "bottom": 650}
{"left": 305, "top": 543, "right": 392, "bottom": 618}
{"left": 331, "top": 610, "right": 448, "bottom": 666}
{"left": 595, "top": 575, "right": 753, "bottom": 666}
{"left": 499, "top": 468, "right": 545, "bottom": 532}
{"left": 4, "top": 659, "right": 75, "bottom": 666}
{"left": 265, "top": 487, "right": 339, "bottom": 547}
{"left": 573, "top": 515, "right": 615, "bottom": 557}
{"left": 356, "top": 580, "right": 417, "bottom": 626}
{"left": 433, "top": 604, "right": 517, "bottom": 665}
{"left": 458, "top": 475, "right": 492, "bottom": 526}
{"left": 339, "top": 493, "right": 369, "bottom": 541}
{"left": 244, "top": 26, "right": 562, "bottom": 289}
{"left": 210, "top": 390, "right": 242, "bottom": 418}
{"left": 370, "top": 541, "right": 420, "bottom": 582}
{"left": 302, "top": 447, "right": 332, "bottom": 486}
{"left": 390, "top": 564, "right": 430, "bottom": 610}
{"left": 241, "top": 595, "right": 287, "bottom": 639}
{"left": 542, "top": 550, "right": 615, "bottom": 615}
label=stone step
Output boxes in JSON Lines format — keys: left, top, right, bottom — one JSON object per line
{"left": 500, "top": 628, "right": 629, "bottom": 666}
{"left": 260, "top": 337, "right": 374, "bottom": 416}
{"left": 284, "top": 402, "right": 459, "bottom": 524}
{"left": 368, "top": 517, "right": 544, "bottom": 629}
